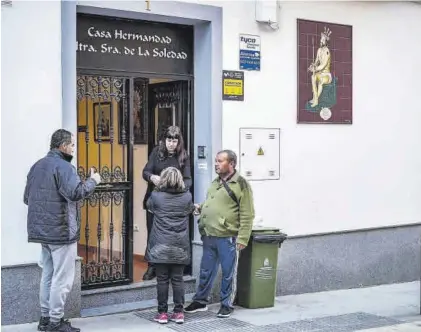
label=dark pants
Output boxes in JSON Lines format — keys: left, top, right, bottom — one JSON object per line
{"left": 146, "top": 211, "right": 154, "bottom": 268}
{"left": 156, "top": 264, "right": 185, "bottom": 313}
{"left": 193, "top": 236, "right": 239, "bottom": 308}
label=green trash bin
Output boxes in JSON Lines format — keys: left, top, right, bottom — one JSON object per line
{"left": 236, "top": 227, "right": 287, "bottom": 309}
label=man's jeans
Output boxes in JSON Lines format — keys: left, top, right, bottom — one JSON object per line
{"left": 193, "top": 236, "right": 239, "bottom": 308}
{"left": 39, "top": 242, "right": 77, "bottom": 322}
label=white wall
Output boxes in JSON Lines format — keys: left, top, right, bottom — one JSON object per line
{"left": 3, "top": 0, "right": 421, "bottom": 267}
{"left": 181, "top": 1, "right": 421, "bottom": 235}
{"left": 1, "top": 1, "right": 63, "bottom": 265}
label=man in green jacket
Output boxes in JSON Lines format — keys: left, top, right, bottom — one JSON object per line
{"left": 184, "top": 150, "right": 255, "bottom": 318}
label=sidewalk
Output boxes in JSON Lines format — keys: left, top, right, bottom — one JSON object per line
{"left": 3, "top": 281, "right": 420, "bottom": 332}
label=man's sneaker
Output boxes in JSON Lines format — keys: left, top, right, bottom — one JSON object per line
{"left": 46, "top": 319, "right": 80, "bottom": 332}
{"left": 184, "top": 301, "right": 208, "bottom": 313}
{"left": 217, "top": 306, "right": 233, "bottom": 318}
{"left": 154, "top": 312, "right": 168, "bottom": 324}
{"left": 38, "top": 317, "right": 50, "bottom": 331}
{"left": 169, "top": 312, "right": 185, "bottom": 324}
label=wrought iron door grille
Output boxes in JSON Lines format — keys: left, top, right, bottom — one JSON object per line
{"left": 76, "top": 75, "right": 132, "bottom": 289}
{"left": 79, "top": 190, "right": 127, "bottom": 286}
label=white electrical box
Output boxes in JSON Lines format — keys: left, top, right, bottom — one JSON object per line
{"left": 255, "top": 0, "right": 278, "bottom": 24}
{"left": 239, "top": 128, "right": 280, "bottom": 181}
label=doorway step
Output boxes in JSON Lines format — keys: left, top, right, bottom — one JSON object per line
{"left": 81, "top": 276, "right": 196, "bottom": 317}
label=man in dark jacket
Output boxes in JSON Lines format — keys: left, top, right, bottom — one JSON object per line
{"left": 24, "top": 129, "right": 101, "bottom": 332}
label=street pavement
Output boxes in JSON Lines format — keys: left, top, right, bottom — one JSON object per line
{"left": 2, "top": 281, "right": 420, "bottom": 332}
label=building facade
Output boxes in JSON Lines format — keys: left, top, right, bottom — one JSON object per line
{"left": 2, "top": 0, "right": 421, "bottom": 326}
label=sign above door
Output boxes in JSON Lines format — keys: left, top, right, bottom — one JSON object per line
{"left": 77, "top": 14, "right": 194, "bottom": 75}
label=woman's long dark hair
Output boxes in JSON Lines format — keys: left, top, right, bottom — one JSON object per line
{"left": 157, "top": 126, "right": 188, "bottom": 169}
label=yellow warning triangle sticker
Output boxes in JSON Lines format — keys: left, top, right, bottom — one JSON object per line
{"left": 257, "top": 147, "right": 264, "bottom": 156}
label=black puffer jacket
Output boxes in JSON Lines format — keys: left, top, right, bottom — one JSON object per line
{"left": 24, "top": 150, "right": 97, "bottom": 245}
{"left": 145, "top": 188, "right": 194, "bottom": 265}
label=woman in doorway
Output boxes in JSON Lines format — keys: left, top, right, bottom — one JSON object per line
{"left": 142, "top": 125, "right": 192, "bottom": 281}
{"left": 146, "top": 167, "right": 194, "bottom": 324}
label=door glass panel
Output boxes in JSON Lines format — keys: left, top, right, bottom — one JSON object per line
{"left": 149, "top": 81, "right": 188, "bottom": 146}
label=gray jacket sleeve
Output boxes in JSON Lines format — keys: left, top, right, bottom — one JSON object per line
{"left": 23, "top": 163, "right": 36, "bottom": 205}
{"left": 146, "top": 193, "right": 155, "bottom": 212}
{"left": 56, "top": 164, "right": 97, "bottom": 202}
{"left": 23, "top": 181, "right": 29, "bottom": 205}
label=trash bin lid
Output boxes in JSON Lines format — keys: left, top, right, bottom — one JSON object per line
{"left": 252, "top": 226, "right": 281, "bottom": 233}
{"left": 251, "top": 228, "right": 287, "bottom": 245}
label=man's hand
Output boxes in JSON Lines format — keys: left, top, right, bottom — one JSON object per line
{"left": 193, "top": 203, "right": 201, "bottom": 216}
{"left": 236, "top": 243, "right": 246, "bottom": 251}
{"left": 90, "top": 168, "right": 101, "bottom": 185}
{"left": 150, "top": 175, "right": 160, "bottom": 186}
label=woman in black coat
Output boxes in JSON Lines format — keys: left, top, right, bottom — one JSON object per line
{"left": 146, "top": 167, "right": 194, "bottom": 324}
{"left": 142, "top": 125, "right": 192, "bottom": 280}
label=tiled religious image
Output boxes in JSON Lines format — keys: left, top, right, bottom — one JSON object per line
{"left": 297, "top": 19, "right": 353, "bottom": 124}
